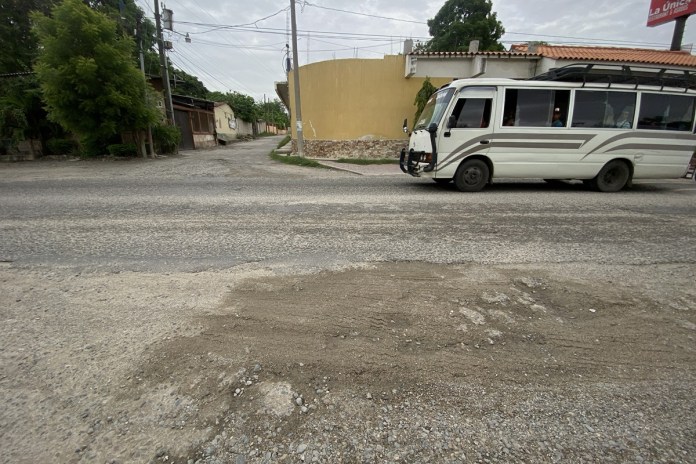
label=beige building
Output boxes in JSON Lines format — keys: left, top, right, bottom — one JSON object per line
{"left": 214, "top": 102, "right": 237, "bottom": 144}
{"left": 277, "top": 43, "right": 696, "bottom": 159}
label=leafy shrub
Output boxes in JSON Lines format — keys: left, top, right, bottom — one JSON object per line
{"left": 152, "top": 124, "right": 181, "bottom": 154}
{"left": 46, "top": 138, "right": 78, "bottom": 155}
{"left": 107, "top": 143, "right": 138, "bottom": 157}
{"left": 0, "top": 107, "right": 28, "bottom": 154}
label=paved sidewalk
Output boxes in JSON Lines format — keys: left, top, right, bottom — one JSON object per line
{"left": 317, "top": 160, "right": 403, "bottom": 176}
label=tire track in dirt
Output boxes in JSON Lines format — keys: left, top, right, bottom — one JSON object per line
{"left": 115, "top": 262, "right": 696, "bottom": 461}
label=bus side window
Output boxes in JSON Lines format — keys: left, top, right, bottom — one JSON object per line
{"left": 449, "top": 98, "right": 492, "bottom": 128}
{"left": 638, "top": 93, "right": 696, "bottom": 131}
{"left": 573, "top": 90, "right": 636, "bottom": 128}
{"left": 503, "top": 88, "right": 569, "bottom": 127}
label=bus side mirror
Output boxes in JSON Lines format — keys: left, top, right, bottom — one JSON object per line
{"left": 402, "top": 118, "right": 408, "bottom": 133}
{"left": 447, "top": 115, "right": 456, "bottom": 129}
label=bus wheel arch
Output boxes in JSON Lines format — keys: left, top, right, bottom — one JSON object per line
{"left": 592, "top": 158, "right": 633, "bottom": 192}
{"left": 454, "top": 156, "right": 492, "bottom": 192}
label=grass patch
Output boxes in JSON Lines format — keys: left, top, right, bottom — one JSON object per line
{"left": 277, "top": 135, "right": 291, "bottom": 149}
{"left": 334, "top": 158, "right": 399, "bottom": 165}
{"left": 270, "top": 151, "right": 324, "bottom": 168}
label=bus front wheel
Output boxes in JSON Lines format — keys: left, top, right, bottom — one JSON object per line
{"left": 592, "top": 160, "right": 631, "bottom": 192}
{"left": 454, "top": 159, "right": 490, "bottom": 192}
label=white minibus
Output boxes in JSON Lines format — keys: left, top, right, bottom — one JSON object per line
{"left": 400, "top": 64, "right": 696, "bottom": 192}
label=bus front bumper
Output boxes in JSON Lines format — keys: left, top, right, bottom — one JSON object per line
{"left": 400, "top": 148, "right": 426, "bottom": 177}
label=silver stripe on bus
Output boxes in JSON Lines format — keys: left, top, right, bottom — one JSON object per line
{"left": 605, "top": 143, "right": 696, "bottom": 153}
{"left": 587, "top": 131, "right": 696, "bottom": 155}
{"left": 439, "top": 132, "right": 597, "bottom": 169}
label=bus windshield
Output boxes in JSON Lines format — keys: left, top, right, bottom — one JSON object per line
{"left": 415, "top": 87, "right": 455, "bottom": 130}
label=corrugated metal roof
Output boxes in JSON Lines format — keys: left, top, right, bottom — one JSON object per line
{"left": 409, "top": 45, "right": 696, "bottom": 67}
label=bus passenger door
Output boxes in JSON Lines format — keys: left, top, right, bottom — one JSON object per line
{"left": 436, "top": 87, "right": 496, "bottom": 177}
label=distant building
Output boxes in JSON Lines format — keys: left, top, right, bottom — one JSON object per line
{"left": 171, "top": 94, "right": 216, "bottom": 150}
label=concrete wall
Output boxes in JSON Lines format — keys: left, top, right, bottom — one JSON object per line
{"left": 235, "top": 119, "right": 254, "bottom": 137}
{"left": 406, "top": 54, "right": 539, "bottom": 80}
{"left": 292, "top": 139, "right": 405, "bottom": 160}
{"left": 288, "top": 55, "right": 451, "bottom": 144}
{"left": 194, "top": 133, "right": 216, "bottom": 148}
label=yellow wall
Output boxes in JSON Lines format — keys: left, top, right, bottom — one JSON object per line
{"left": 288, "top": 55, "right": 451, "bottom": 141}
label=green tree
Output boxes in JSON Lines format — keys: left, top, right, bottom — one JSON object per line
{"left": 207, "top": 91, "right": 258, "bottom": 123}
{"left": 171, "top": 69, "right": 208, "bottom": 99}
{"left": 414, "top": 77, "right": 437, "bottom": 124}
{"left": 32, "top": 0, "right": 158, "bottom": 155}
{"left": 426, "top": 0, "right": 505, "bottom": 52}
{"left": 258, "top": 99, "right": 289, "bottom": 129}
{"left": 0, "top": 75, "right": 64, "bottom": 157}
{"left": 211, "top": 91, "right": 257, "bottom": 123}
{"left": 0, "top": 0, "right": 56, "bottom": 73}
{"left": 0, "top": 1, "right": 67, "bottom": 156}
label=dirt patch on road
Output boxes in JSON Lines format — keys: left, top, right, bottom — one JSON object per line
{"left": 134, "top": 263, "right": 696, "bottom": 463}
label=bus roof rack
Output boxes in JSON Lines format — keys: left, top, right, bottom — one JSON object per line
{"left": 529, "top": 63, "right": 696, "bottom": 92}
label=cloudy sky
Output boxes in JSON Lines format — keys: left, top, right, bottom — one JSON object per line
{"left": 132, "top": 0, "right": 696, "bottom": 101}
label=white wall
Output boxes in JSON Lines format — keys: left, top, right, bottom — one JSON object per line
{"left": 406, "top": 54, "right": 540, "bottom": 80}
{"left": 236, "top": 119, "right": 254, "bottom": 136}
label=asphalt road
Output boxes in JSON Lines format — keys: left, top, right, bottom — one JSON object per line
{"left": 1, "top": 135, "right": 695, "bottom": 271}
{"left": 2, "top": 135, "right": 696, "bottom": 463}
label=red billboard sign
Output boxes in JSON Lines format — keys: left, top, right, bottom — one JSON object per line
{"left": 647, "top": 0, "right": 696, "bottom": 27}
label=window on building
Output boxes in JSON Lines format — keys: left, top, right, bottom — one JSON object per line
{"left": 572, "top": 90, "right": 636, "bottom": 128}
{"left": 503, "top": 89, "right": 570, "bottom": 127}
{"left": 449, "top": 98, "right": 492, "bottom": 128}
{"left": 638, "top": 93, "right": 695, "bottom": 131}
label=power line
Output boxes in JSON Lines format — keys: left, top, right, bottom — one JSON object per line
{"left": 185, "top": 7, "right": 289, "bottom": 35}
{"left": 303, "top": 2, "right": 427, "bottom": 25}
{"left": 175, "top": 1, "right": 280, "bottom": 78}
{"left": 300, "top": 2, "right": 675, "bottom": 49}
{"left": 177, "top": 22, "right": 431, "bottom": 41}
{"left": 174, "top": 21, "right": 674, "bottom": 49}
{"left": 137, "top": 0, "right": 677, "bottom": 51}
{"left": 170, "top": 44, "right": 255, "bottom": 94}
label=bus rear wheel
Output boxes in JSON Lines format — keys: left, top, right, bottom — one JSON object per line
{"left": 592, "top": 160, "right": 631, "bottom": 192}
{"left": 454, "top": 159, "right": 489, "bottom": 192}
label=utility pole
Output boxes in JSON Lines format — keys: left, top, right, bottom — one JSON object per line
{"left": 290, "top": 0, "right": 304, "bottom": 156}
{"left": 670, "top": 15, "right": 689, "bottom": 51}
{"left": 154, "top": 0, "right": 175, "bottom": 125}
{"left": 137, "top": 19, "right": 155, "bottom": 158}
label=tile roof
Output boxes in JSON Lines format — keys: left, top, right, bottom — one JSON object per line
{"left": 409, "top": 50, "right": 534, "bottom": 58}
{"left": 511, "top": 44, "right": 696, "bottom": 67}
{"left": 410, "top": 45, "right": 696, "bottom": 67}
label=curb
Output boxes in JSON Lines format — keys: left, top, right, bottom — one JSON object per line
{"left": 317, "top": 160, "right": 402, "bottom": 176}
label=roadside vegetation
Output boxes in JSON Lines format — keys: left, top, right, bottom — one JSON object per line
{"left": 269, "top": 151, "right": 323, "bottom": 168}
{"left": 277, "top": 135, "right": 291, "bottom": 149}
